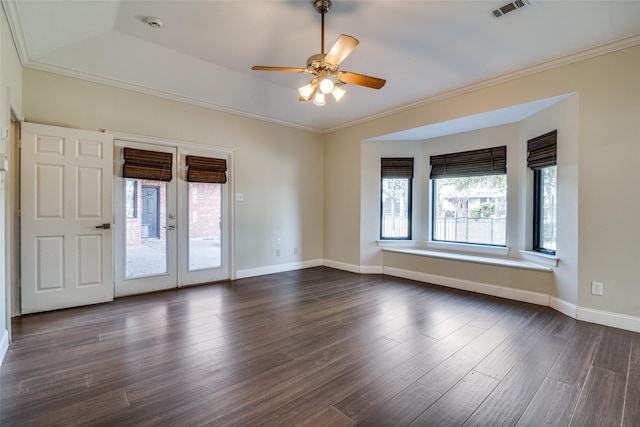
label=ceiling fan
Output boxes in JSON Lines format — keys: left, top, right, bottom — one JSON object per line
{"left": 251, "top": 0, "right": 386, "bottom": 106}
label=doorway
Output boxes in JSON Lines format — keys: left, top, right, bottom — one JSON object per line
{"left": 114, "top": 139, "right": 230, "bottom": 297}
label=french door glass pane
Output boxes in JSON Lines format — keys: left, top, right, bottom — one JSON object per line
{"left": 125, "top": 179, "right": 168, "bottom": 278}
{"left": 188, "top": 182, "right": 222, "bottom": 271}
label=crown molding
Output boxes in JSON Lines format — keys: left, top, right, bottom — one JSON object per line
{"left": 323, "top": 32, "right": 640, "bottom": 134}
{"left": 24, "top": 59, "right": 324, "bottom": 134}
{"left": 1, "top": 0, "right": 29, "bottom": 65}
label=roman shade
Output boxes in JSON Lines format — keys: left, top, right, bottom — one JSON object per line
{"left": 527, "top": 130, "right": 557, "bottom": 169}
{"left": 186, "top": 155, "right": 227, "bottom": 184}
{"left": 381, "top": 157, "right": 414, "bottom": 179}
{"left": 122, "top": 148, "right": 173, "bottom": 182}
{"left": 430, "top": 146, "right": 506, "bottom": 179}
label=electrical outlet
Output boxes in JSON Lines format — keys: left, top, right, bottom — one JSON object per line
{"left": 293, "top": 247, "right": 299, "bottom": 255}
{"left": 276, "top": 249, "right": 280, "bottom": 257}
{"left": 591, "top": 281, "right": 604, "bottom": 296}
{"left": 276, "top": 237, "right": 281, "bottom": 245}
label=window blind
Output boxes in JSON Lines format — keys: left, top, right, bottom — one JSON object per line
{"left": 122, "top": 148, "right": 173, "bottom": 182}
{"left": 430, "top": 146, "right": 506, "bottom": 179}
{"left": 527, "top": 130, "right": 557, "bottom": 169}
{"left": 186, "top": 155, "right": 227, "bottom": 184}
{"left": 381, "top": 157, "right": 414, "bottom": 179}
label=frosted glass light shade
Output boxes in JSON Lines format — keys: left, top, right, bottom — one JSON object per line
{"left": 298, "top": 82, "right": 316, "bottom": 100}
{"left": 313, "top": 92, "right": 326, "bottom": 106}
{"left": 319, "top": 78, "right": 335, "bottom": 94}
{"left": 332, "top": 85, "right": 346, "bottom": 102}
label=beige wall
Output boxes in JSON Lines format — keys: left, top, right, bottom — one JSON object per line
{"left": 1, "top": 4, "right": 23, "bottom": 343}
{"left": 22, "top": 69, "right": 324, "bottom": 273}
{"left": 325, "top": 44, "right": 640, "bottom": 318}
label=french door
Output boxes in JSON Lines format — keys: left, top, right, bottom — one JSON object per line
{"left": 113, "top": 140, "right": 229, "bottom": 297}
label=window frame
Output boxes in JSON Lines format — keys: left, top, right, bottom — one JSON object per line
{"left": 380, "top": 176, "right": 413, "bottom": 240}
{"left": 429, "top": 145, "right": 508, "bottom": 248}
{"left": 532, "top": 165, "right": 557, "bottom": 255}
{"left": 430, "top": 174, "right": 507, "bottom": 247}
{"left": 527, "top": 130, "right": 558, "bottom": 256}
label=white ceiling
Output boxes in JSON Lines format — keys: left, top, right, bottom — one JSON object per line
{"left": 4, "top": 0, "right": 640, "bottom": 133}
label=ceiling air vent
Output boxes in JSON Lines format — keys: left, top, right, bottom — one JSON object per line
{"left": 491, "top": 0, "right": 530, "bottom": 18}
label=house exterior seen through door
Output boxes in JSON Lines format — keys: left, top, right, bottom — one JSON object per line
{"left": 141, "top": 185, "right": 160, "bottom": 239}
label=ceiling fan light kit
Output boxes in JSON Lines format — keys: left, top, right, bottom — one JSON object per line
{"left": 252, "top": 0, "right": 385, "bottom": 106}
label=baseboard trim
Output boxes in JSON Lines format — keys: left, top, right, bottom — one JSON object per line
{"left": 383, "top": 266, "right": 551, "bottom": 307}
{"left": 322, "top": 259, "right": 362, "bottom": 274}
{"left": 360, "top": 265, "right": 384, "bottom": 274}
{"left": 577, "top": 306, "right": 640, "bottom": 333}
{"left": 550, "top": 296, "right": 578, "bottom": 318}
{"left": 0, "top": 329, "right": 9, "bottom": 366}
{"left": 236, "top": 259, "right": 323, "bottom": 279}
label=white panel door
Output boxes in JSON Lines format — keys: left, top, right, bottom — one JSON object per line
{"left": 21, "top": 123, "right": 113, "bottom": 314}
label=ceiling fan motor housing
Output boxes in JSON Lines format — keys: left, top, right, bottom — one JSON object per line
{"left": 314, "top": 0, "right": 332, "bottom": 14}
{"left": 307, "top": 53, "right": 338, "bottom": 75}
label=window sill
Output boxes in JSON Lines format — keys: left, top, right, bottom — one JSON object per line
{"left": 382, "top": 247, "right": 553, "bottom": 272}
{"left": 377, "top": 240, "right": 417, "bottom": 248}
{"left": 520, "top": 250, "right": 559, "bottom": 267}
{"left": 426, "top": 240, "right": 510, "bottom": 257}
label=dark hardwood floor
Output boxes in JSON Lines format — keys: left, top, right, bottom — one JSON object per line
{"left": 1, "top": 267, "right": 638, "bottom": 426}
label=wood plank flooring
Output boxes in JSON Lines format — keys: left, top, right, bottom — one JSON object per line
{"left": 1, "top": 267, "right": 639, "bottom": 426}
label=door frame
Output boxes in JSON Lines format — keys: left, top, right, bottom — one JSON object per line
{"left": 110, "top": 131, "right": 235, "bottom": 293}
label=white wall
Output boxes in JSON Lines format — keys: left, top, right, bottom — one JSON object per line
{"left": 1, "top": 3, "right": 23, "bottom": 360}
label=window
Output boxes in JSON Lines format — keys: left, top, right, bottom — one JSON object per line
{"left": 125, "top": 179, "right": 137, "bottom": 218}
{"left": 528, "top": 130, "right": 557, "bottom": 254}
{"left": 430, "top": 146, "right": 507, "bottom": 246}
{"left": 380, "top": 158, "right": 413, "bottom": 239}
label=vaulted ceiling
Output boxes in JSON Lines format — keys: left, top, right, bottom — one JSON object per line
{"left": 4, "top": 0, "right": 640, "bottom": 133}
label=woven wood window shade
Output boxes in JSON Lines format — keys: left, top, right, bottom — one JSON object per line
{"left": 186, "top": 155, "right": 227, "bottom": 184}
{"left": 123, "top": 148, "right": 173, "bottom": 182}
{"left": 381, "top": 158, "right": 414, "bottom": 179}
{"left": 430, "top": 146, "right": 506, "bottom": 179}
{"left": 527, "top": 130, "right": 557, "bottom": 169}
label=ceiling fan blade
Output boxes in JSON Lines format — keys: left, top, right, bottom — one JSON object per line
{"left": 324, "top": 34, "right": 359, "bottom": 65}
{"left": 252, "top": 66, "right": 307, "bottom": 72}
{"left": 337, "top": 71, "right": 386, "bottom": 89}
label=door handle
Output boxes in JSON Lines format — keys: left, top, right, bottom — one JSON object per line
{"left": 164, "top": 225, "right": 175, "bottom": 230}
{"left": 95, "top": 223, "right": 111, "bottom": 230}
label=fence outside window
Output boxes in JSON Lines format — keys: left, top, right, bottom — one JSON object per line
{"left": 433, "top": 216, "right": 506, "bottom": 246}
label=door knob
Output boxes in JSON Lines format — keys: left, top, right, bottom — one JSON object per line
{"left": 95, "top": 223, "right": 111, "bottom": 230}
{"left": 164, "top": 225, "right": 175, "bottom": 230}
